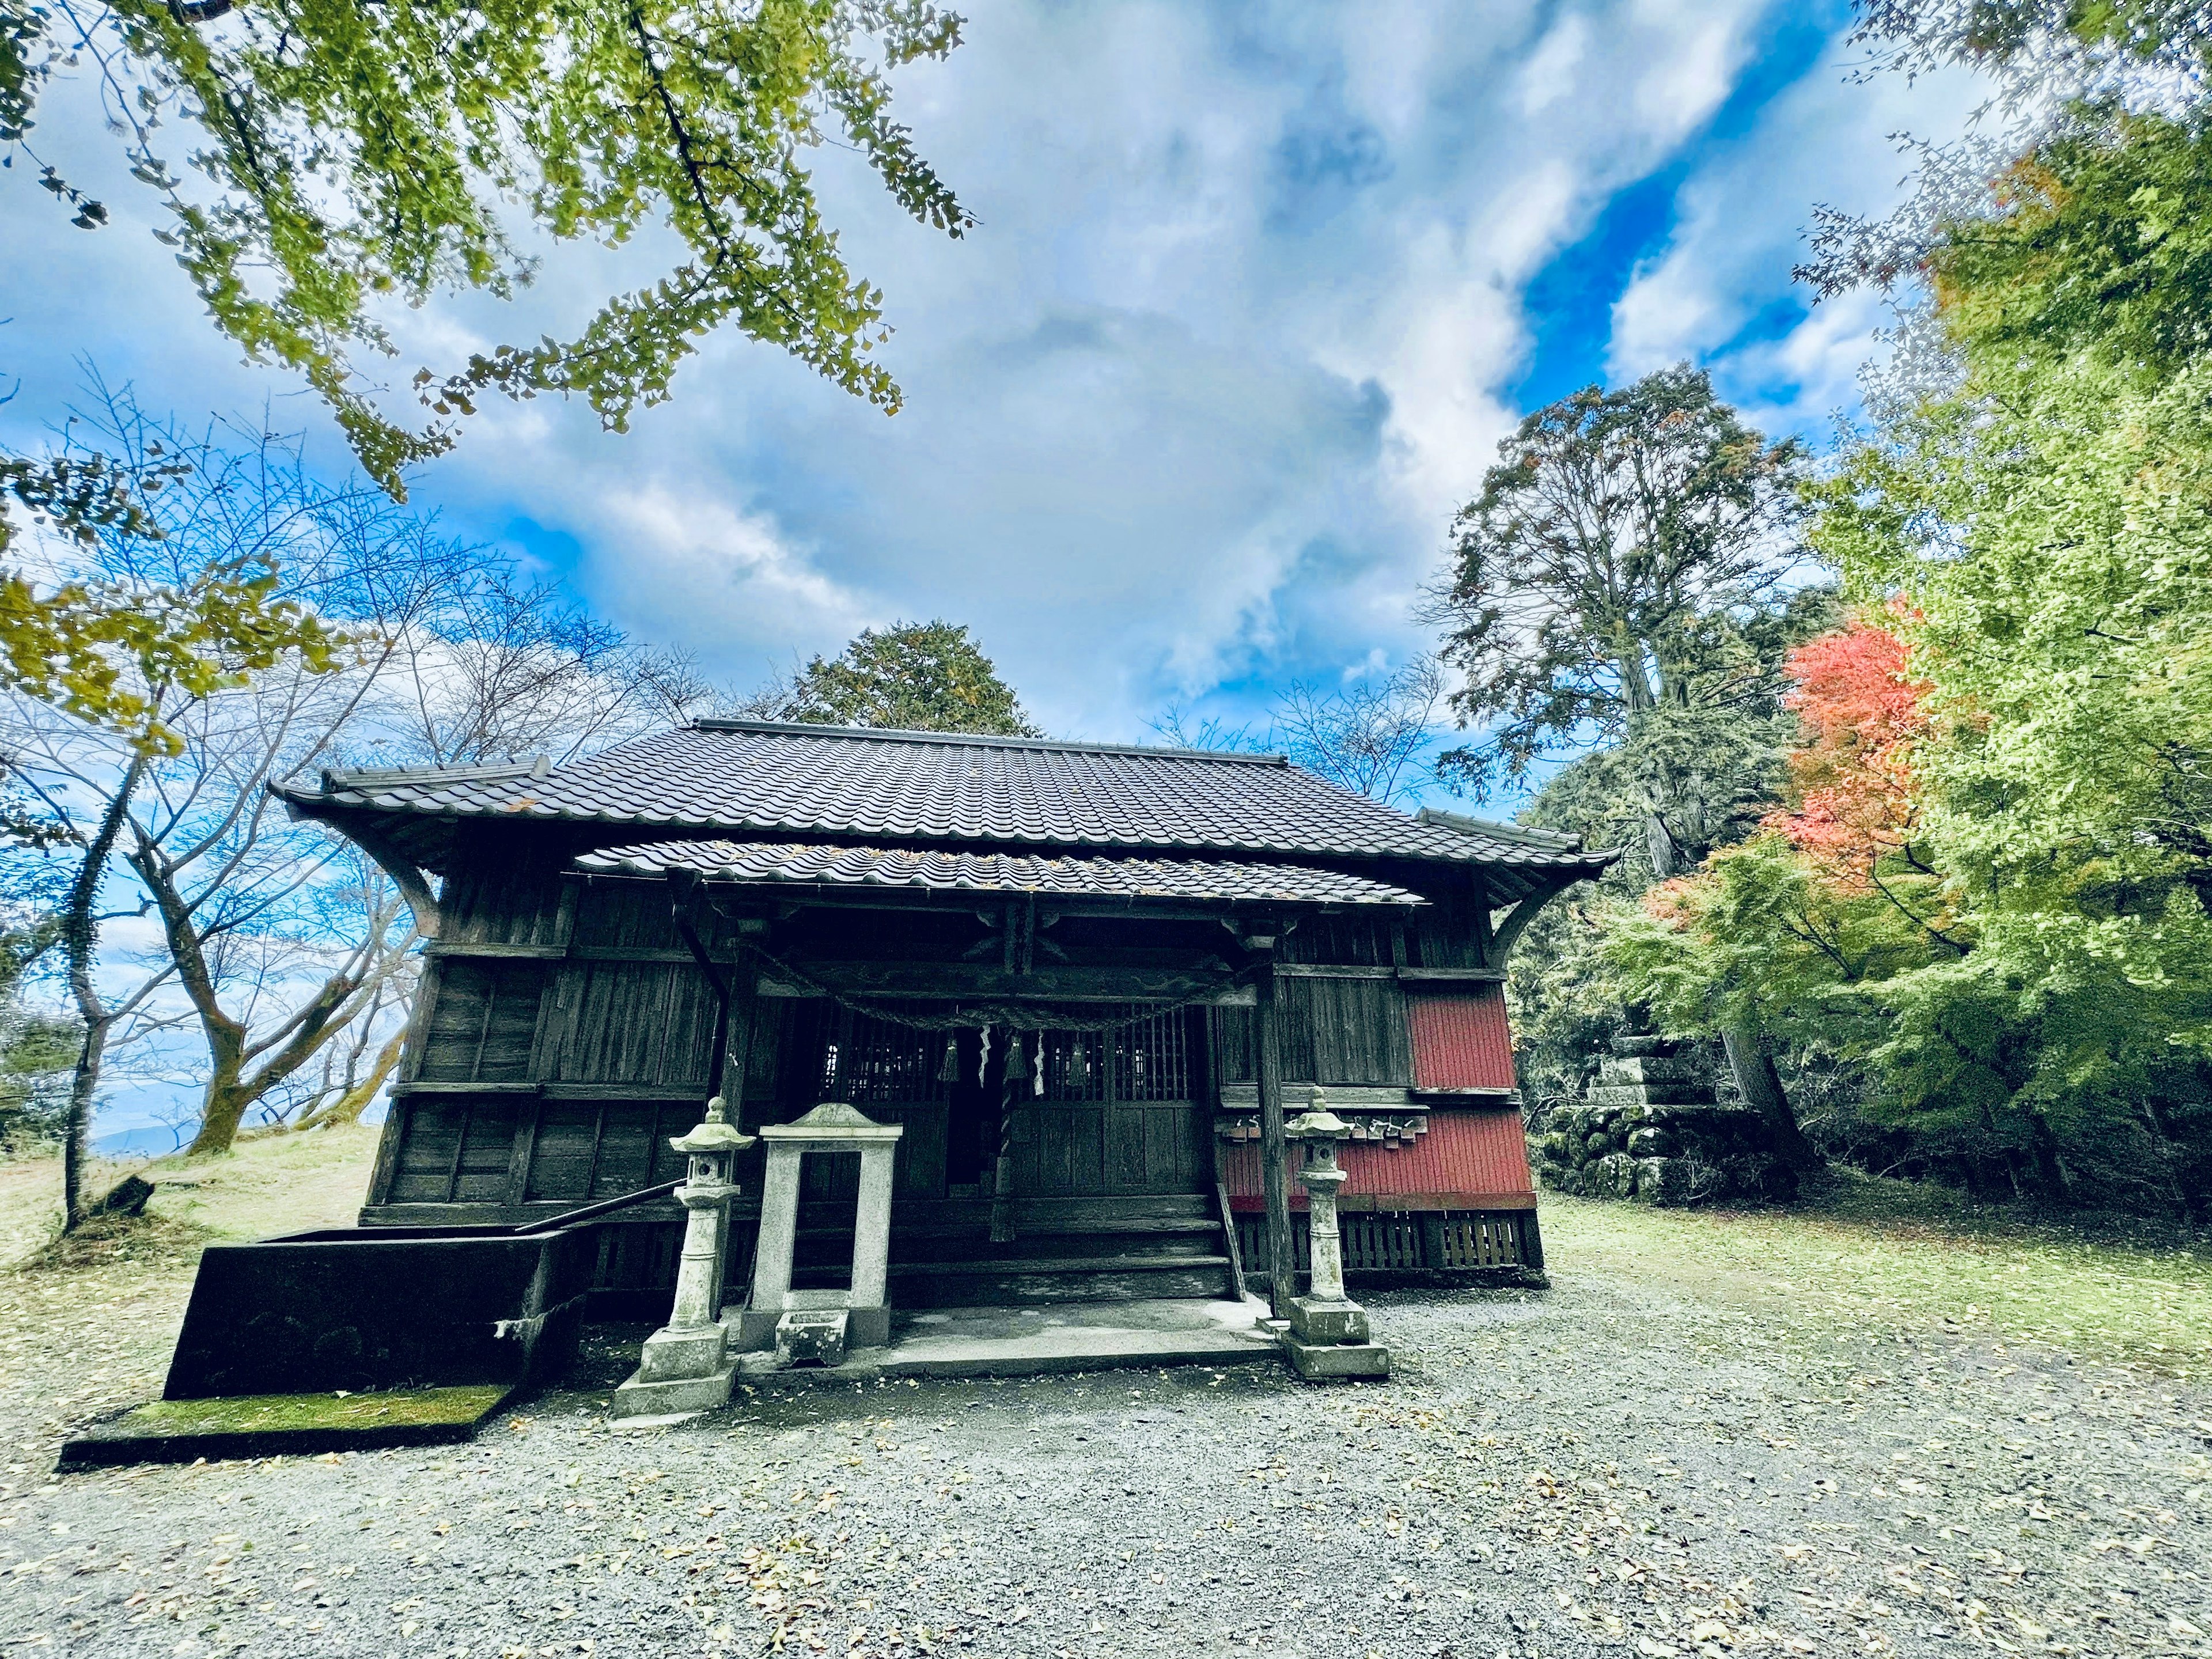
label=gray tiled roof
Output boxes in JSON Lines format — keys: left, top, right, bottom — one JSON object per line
{"left": 577, "top": 840, "right": 1429, "bottom": 907}
{"left": 1416, "top": 805, "right": 1586, "bottom": 853}
{"left": 281, "top": 719, "right": 1608, "bottom": 873}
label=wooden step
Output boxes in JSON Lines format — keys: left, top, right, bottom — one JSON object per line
{"left": 881, "top": 1215, "right": 1223, "bottom": 1241}
{"left": 791, "top": 1238, "right": 1230, "bottom": 1283}
{"left": 894, "top": 1229, "right": 1224, "bottom": 1266}
{"left": 889, "top": 1253, "right": 1232, "bottom": 1277}
{"left": 892, "top": 1256, "right": 1236, "bottom": 1308}
{"left": 796, "top": 1212, "right": 1221, "bottom": 1247}
{"left": 824, "top": 1194, "right": 1214, "bottom": 1230}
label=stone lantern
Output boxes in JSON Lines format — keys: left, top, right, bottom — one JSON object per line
{"left": 613, "top": 1094, "right": 755, "bottom": 1418}
{"left": 1282, "top": 1093, "right": 1389, "bottom": 1381}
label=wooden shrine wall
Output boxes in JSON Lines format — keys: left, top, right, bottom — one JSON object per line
{"left": 372, "top": 843, "right": 749, "bottom": 1218}
{"left": 1210, "top": 976, "right": 1415, "bottom": 1088}
{"left": 368, "top": 840, "right": 1519, "bottom": 1222}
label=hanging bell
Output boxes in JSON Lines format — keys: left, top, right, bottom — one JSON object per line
{"left": 937, "top": 1031, "right": 960, "bottom": 1084}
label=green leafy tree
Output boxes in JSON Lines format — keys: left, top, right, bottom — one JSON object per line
{"left": 1431, "top": 365, "right": 1808, "bottom": 873}
{"left": 1804, "top": 2, "right": 2212, "bottom": 312}
{"left": 751, "top": 620, "right": 1040, "bottom": 736}
{"left": 1809, "top": 354, "right": 2212, "bottom": 1206}
{"left": 1, "top": 0, "right": 972, "bottom": 494}
{"left": 1626, "top": 0, "right": 2212, "bottom": 1206}
{"left": 1928, "top": 115, "right": 2212, "bottom": 379}
{"left": 1432, "top": 365, "right": 1822, "bottom": 1160}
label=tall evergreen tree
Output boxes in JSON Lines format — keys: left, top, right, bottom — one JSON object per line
{"left": 753, "top": 621, "right": 1040, "bottom": 737}
{"left": 1433, "top": 366, "right": 1822, "bottom": 1164}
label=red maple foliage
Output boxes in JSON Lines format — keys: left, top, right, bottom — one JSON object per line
{"left": 1764, "top": 618, "right": 1930, "bottom": 886}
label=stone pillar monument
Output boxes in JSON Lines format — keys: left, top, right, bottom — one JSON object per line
{"left": 612, "top": 1096, "right": 755, "bottom": 1418}
{"left": 737, "top": 1103, "right": 904, "bottom": 1365}
{"left": 1282, "top": 1096, "right": 1390, "bottom": 1381}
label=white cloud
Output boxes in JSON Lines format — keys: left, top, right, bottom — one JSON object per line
{"left": 1520, "top": 14, "right": 1591, "bottom": 116}
{"left": 1607, "top": 31, "right": 1987, "bottom": 432}
{"left": 585, "top": 486, "right": 872, "bottom": 660}
{"left": 1, "top": 0, "right": 1932, "bottom": 749}
{"left": 1630, "top": 0, "right": 1758, "bottom": 142}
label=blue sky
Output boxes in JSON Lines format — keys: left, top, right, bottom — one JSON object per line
{"left": 3, "top": 1, "right": 1974, "bottom": 778}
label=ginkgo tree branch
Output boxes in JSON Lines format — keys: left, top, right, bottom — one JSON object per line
{"left": 18, "top": 0, "right": 976, "bottom": 494}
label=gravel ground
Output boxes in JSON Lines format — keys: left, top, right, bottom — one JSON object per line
{"left": 5, "top": 1241, "right": 2211, "bottom": 1657}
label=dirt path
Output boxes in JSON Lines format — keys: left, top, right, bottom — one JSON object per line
{"left": 3, "top": 1184, "right": 2207, "bottom": 1658}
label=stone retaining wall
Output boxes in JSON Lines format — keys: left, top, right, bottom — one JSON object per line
{"left": 1533, "top": 1037, "right": 1796, "bottom": 1206}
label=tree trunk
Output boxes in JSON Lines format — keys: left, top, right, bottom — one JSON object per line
{"left": 2025, "top": 1111, "right": 2073, "bottom": 1200}
{"left": 184, "top": 1030, "right": 253, "bottom": 1158}
{"left": 62, "top": 1014, "right": 112, "bottom": 1232}
{"left": 1645, "top": 811, "right": 1680, "bottom": 881}
{"left": 1721, "top": 1020, "right": 1820, "bottom": 1172}
{"left": 58, "top": 759, "right": 145, "bottom": 1232}
{"left": 291, "top": 1029, "right": 406, "bottom": 1132}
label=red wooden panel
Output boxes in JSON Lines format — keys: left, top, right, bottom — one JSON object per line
{"left": 1406, "top": 988, "right": 1517, "bottom": 1090}
{"left": 1222, "top": 1108, "right": 1535, "bottom": 1209}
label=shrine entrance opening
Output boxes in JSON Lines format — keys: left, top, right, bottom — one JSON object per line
{"left": 768, "top": 1002, "right": 1211, "bottom": 1203}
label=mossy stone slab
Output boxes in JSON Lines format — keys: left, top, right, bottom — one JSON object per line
{"left": 57, "top": 1384, "right": 514, "bottom": 1470}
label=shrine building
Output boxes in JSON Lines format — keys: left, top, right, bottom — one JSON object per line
{"left": 278, "top": 720, "right": 1611, "bottom": 1315}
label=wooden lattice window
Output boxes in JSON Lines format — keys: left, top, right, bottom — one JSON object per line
{"left": 816, "top": 1009, "right": 953, "bottom": 1104}
{"left": 1037, "top": 1008, "right": 1190, "bottom": 1102}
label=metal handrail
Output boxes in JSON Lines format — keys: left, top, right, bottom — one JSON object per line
{"left": 510, "top": 1177, "right": 683, "bottom": 1235}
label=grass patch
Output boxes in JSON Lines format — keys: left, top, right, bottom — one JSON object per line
{"left": 1543, "top": 1166, "right": 2212, "bottom": 1374}
{"left": 116, "top": 1384, "right": 509, "bottom": 1436}
{"left": 1, "top": 1123, "right": 382, "bottom": 1271}
{"left": 14, "top": 1207, "right": 210, "bottom": 1274}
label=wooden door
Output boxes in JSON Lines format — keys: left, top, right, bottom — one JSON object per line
{"left": 1012, "top": 1009, "right": 1208, "bottom": 1196}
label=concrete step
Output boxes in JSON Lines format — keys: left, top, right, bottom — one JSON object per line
{"left": 878, "top": 1321, "right": 1270, "bottom": 1377}
{"left": 732, "top": 1299, "right": 1280, "bottom": 1381}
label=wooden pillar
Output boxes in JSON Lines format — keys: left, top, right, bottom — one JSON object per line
{"left": 1252, "top": 937, "right": 1294, "bottom": 1320}
{"left": 1519, "top": 1206, "right": 1546, "bottom": 1271}
{"left": 710, "top": 975, "right": 759, "bottom": 1305}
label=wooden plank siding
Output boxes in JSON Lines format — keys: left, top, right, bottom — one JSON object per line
{"left": 1277, "top": 915, "right": 1394, "bottom": 967}
{"left": 415, "top": 959, "right": 547, "bottom": 1084}
{"left": 1212, "top": 977, "right": 1413, "bottom": 1089}
{"left": 378, "top": 851, "right": 748, "bottom": 1214}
